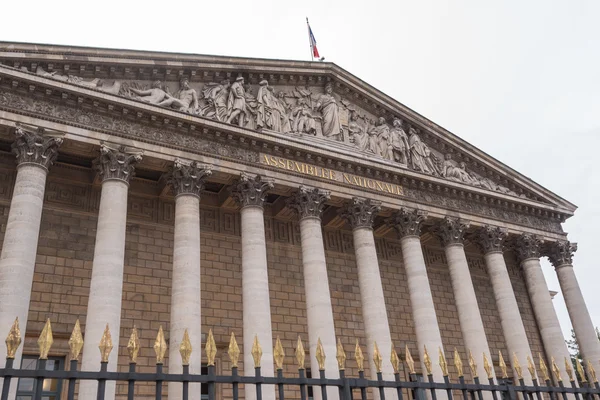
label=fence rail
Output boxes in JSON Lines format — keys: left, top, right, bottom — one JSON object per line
{"left": 1, "top": 319, "right": 599, "bottom": 400}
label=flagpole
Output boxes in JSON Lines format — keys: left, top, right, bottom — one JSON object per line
{"left": 306, "top": 17, "right": 314, "bottom": 61}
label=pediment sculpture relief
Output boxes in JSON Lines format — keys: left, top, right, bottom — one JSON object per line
{"left": 30, "top": 66, "right": 521, "bottom": 198}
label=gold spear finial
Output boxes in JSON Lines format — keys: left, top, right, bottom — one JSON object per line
{"left": 575, "top": 358, "right": 587, "bottom": 383}
{"left": 586, "top": 360, "right": 597, "bottom": 383}
{"left": 228, "top": 332, "right": 240, "bottom": 368}
{"left": 539, "top": 354, "right": 550, "bottom": 381}
{"left": 5, "top": 318, "right": 21, "bottom": 359}
{"left": 498, "top": 352, "right": 508, "bottom": 378}
{"left": 405, "top": 345, "right": 416, "bottom": 374}
{"left": 98, "top": 324, "right": 112, "bottom": 363}
{"left": 68, "top": 320, "right": 84, "bottom": 361}
{"left": 513, "top": 353, "right": 523, "bottom": 380}
{"left": 355, "top": 339, "right": 365, "bottom": 372}
{"left": 391, "top": 344, "right": 400, "bottom": 374}
{"left": 251, "top": 335, "right": 262, "bottom": 368}
{"left": 564, "top": 357, "right": 574, "bottom": 381}
{"left": 206, "top": 329, "right": 217, "bottom": 367}
{"left": 295, "top": 336, "right": 306, "bottom": 369}
{"left": 439, "top": 347, "right": 448, "bottom": 376}
{"left": 527, "top": 355, "right": 537, "bottom": 380}
{"left": 179, "top": 329, "right": 192, "bottom": 366}
{"left": 373, "top": 342, "right": 383, "bottom": 373}
{"left": 423, "top": 345, "right": 432, "bottom": 375}
{"left": 483, "top": 353, "right": 493, "bottom": 379}
{"left": 274, "top": 336, "right": 285, "bottom": 370}
{"left": 154, "top": 325, "right": 167, "bottom": 364}
{"left": 551, "top": 357, "right": 562, "bottom": 382}
{"left": 453, "top": 348, "right": 464, "bottom": 377}
{"left": 316, "top": 338, "right": 326, "bottom": 370}
{"left": 38, "top": 319, "right": 54, "bottom": 360}
{"left": 469, "top": 350, "right": 478, "bottom": 378}
{"left": 336, "top": 338, "right": 346, "bottom": 370}
{"left": 127, "top": 326, "right": 140, "bottom": 364}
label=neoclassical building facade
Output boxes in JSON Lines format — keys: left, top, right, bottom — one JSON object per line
{"left": 0, "top": 42, "right": 596, "bottom": 400}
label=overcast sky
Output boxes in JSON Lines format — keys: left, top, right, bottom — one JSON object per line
{"left": 2, "top": 0, "right": 598, "bottom": 340}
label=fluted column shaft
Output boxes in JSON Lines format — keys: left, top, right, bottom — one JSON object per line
{"left": 390, "top": 209, "right": 445, "bottom": 384}
{"left": 435, "top": 218, "right": 494, "bottom": 382}
{"left": 0, "top": 127, "right": 61, "bottom": 400}
{"left": 231, "top": 174, "right": 275, "bottom": 400}
{"left": 290, "top": 186, "right": 338, "bottom": 400}
{"left": 167, "top": 161, "right": 212, "bottom": 400}
{"left": 548, "top": 241, "right": 600, "bottom": 373}
{"left": 80, "top": 145, "right": 141, "bottom": 400}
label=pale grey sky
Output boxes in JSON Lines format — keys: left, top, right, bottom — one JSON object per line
{"left": 2, "top": 0, "right": 598, "bottom": 339}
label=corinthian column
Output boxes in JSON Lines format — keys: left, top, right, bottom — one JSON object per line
{"left": 231, "top": 173, "right": 275, "bottom": 400}
{"left": 547, "top": 241, "right": 600, "bottom": 373}
{"left": 341, "top": 198, "right": 395, "bottom": 400}
{"left": 0, "top": 126, "right": 62, "bottom": 398}
{"left": 515, "top": 234, "right": 573, "bottom": 385}
{"left": 387, "top": 208, "right": 445, "bottom": 384}
{"left": 80, "top": 144, "right": 142, "bottom": 400}
{"left": 167, "top": 160, "right": 212, "bottom": 400}
{"left": 476, "top": 226, "right": 533, "bottom": 383}
{"left": 434, "top": 218, "right": 494, "bottom": 382}
{"left": 288, "top": 186, "right": 338, "bottom": 400}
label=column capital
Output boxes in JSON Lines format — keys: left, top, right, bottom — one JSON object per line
{"left": 547, "top": 240, "right": 577, "bottom": 268}
{"left": 167, "top": 159, "right": 212, "bottom": 198}
{"left": 93, "top": 143, "right": 142, "bottom": 184}
{"left": 12, "top": 125, "right": 63, "bottom": 170}
{"left": 515, "top": 234, "right": 543, "bottom": 262}
{"left": 475, "top": 225, "right": 508, "bottom": 254}
{"left": 386, "top": 208, "right": 428, "bottom": 238}
{"left": 339, "top": 197, "right": 381, "bottom": 229}
{"left": 230, "top": 172, "right": 274, "bottom": 209}
{"left": 434, "top": 217, "right": 470, "bottom": 247}
{"left": 288, "top": 185, "right": 330, "bottom": 220}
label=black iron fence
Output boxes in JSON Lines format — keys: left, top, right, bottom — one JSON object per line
{"left": 0, "top": 319, "right": 598, "bottom": 400}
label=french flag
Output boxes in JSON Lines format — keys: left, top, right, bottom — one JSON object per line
{"left": 307, "top": 19, "right": 320, "bottom": 59}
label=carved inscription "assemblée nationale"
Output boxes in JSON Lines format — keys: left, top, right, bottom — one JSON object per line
{"left": 260, "top": 154, "right": 403, "bottom": 196}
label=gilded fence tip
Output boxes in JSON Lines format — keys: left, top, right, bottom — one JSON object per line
{"left": 564, "top": 357, "right": 574, "bottom": 382}
{"left": 316, "top": 337, "right": 326, "bottom": 370}
{"left": 453, "top": 348, "right": 463, "bottom": 377}
{"left": 468, "top": 350, "right": 478, "bottom": 378}
{"left": 228, "top": 332, "right": 240, "bottom": 368}
{"left": 405, "top": 345, "right": 416, "bottom": 374}
{"left": 391, "top": 344, "right": 400, "bottom": 374}
{"left": 68, "top": 319, "right": 84, "bottom": 361}
{"left": 154, "top": 325, "right": 167, "bottom": 365}
{"left": 38, "top": 318, "right": 54, "bottom": 360}
{"left": 206, "top": 329, "right": 217, "bottom": 367}
{"left": 336, "top": 338, "right": 346, "bottom": 370}
{"left": 575, "top": 358, "right": 587, "bottom": 383}
{"left": 274, "top": 336, "right": 285, "bottom": 370}
{"left": 179, "top": 329, "right": 192, "bottom": 366}
{"left": 513, "top": 353, "right": 523, "bottom": 380}
{"left": 355, "top": 339, "right": 364, "bottom": 372}
{"left": 295, "top": 336, "right": 305, "bottom": 369}
{"left": 98, "top": 324, "right": 112, "bottom": 363}
{"left": 527, "top": 355, "right": 537, "bottom": 380}
{"left": 586, "top": 360, "right": 597, "bottom": 383}
{"left": 373, "top": 342, "right": 382, "bottom": 373}
{"left": 423, "top": 345, "right": 432, "bottom": 376}
{"left": 538, "top": 354, "right": 549, "bottom": 381}
{"left": 483, "top": 353, "right": 493, "bottom": 379}
{"left": 499, "top": 351, "right": 508, "bottom": 379}
{"left": 127, "top": 326, "right": 140, "bottom": 364}
{"left": 439, "top": 347, "right": 448, "bottom": 377}
{"left": 6, "top": 317, "right": 21, "bottom": 359}
{"left": 251, "top": 335, "right": 262, "bottom": 368}
{"left": 551, "top": 357, "right": 562, "bottom": 382}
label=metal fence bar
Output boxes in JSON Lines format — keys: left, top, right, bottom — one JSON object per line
{"left": 96, "top": 361, "right": 107, "bottom": 400}
{"left": 0, "top": 358, "right": 13, "bottom": 400}
{"left": 67, "top": 359, "right": 78, "bottom": 400}
{"left": 231, "top": 366, "right": 239, "bottom": 400}
{"left": 319, "top": 369, "right": 328, "bottom": 400}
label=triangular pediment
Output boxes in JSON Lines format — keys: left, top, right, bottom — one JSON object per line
{"left": 0, "top": 42, "right": 576, "bottom": 221}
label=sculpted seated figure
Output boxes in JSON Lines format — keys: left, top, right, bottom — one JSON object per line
{"left": 291, "top": 98, "right": 317, "bottom": 134}
{"left": 441, "top": 154, "right": 476, "bottom": 184}
{"left": 158, "top": 77, "right": 199, "bottom": 114}
{"left": 129, "top": 80, "right": 169, "bottom": 104}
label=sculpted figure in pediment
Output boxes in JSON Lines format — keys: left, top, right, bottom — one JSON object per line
{"left": 390, "top": 118, "right": 410, "bottom": 164}
{"left": 201, "top": 80, "right": 230, "bottom": 121}
{"left": 315, "top": 83, "right": 343, "bottom": 141}
{"left": 269, "top": 87, "right": 291, "bottom": 133}
{"left": 441, "top": 154, "right": 477, "bottom": 184}
{"left": 157, "top": 77, "right": 199, "bottom": 114}
{"left": 371, "top": 117, "right": 394, "bottom": 160}
{"left": 36, "top": 66, "right": 100, "bottom": 88}
{"left": 226, "top": 77, "right": 249, "bottom": 127}
{"left": 348, "top": 109, "right": 369, "bottom": 152}
{"left": 408, "top": 127, "right": 440, "bottom": 175}
{"left": 256, "top": 80, "right": 275, "bottom": 131}
{"left": 129, "top": 80, "right": 170, "bottom": 105}
{"left": 291, "top": 97, "right": 317, "bottom": 135}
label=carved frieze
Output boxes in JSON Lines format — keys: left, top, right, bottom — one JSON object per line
{"left": 387, "top": 208, "right": 427, "bottom": 238}
{"left": 230, "top": 173, "right": 274, "bottom": 209}
{"left": 339, "top": 197, "right": 382, "bottom": 229}
{"left": 475, "top": 225, "right": 508, "bottom": 254}
{"left": 546, "top": 241, "right": 577, "bottom": 268}
{"left": 166, "top": 159, "right": 213, "bottom": 198}
{"left": 287, "top": 185, "right": 330, "bottom": 220}
{"left": 12, "top": 125, "right": 63, "bottom": 169}
{"left": 92, "top": 144, "right": 142, "bottom": 184}
{"left": 434, "top": 217, "right": 470, "bottom": 246}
